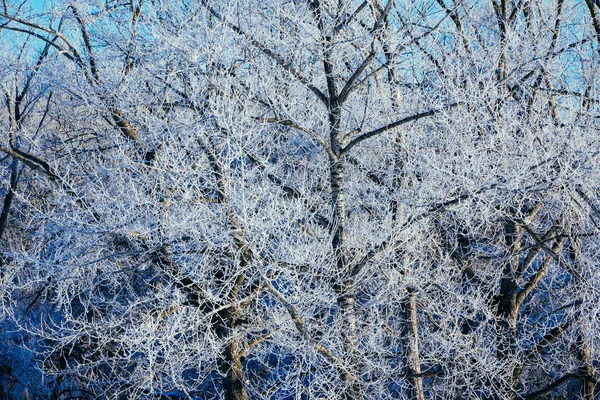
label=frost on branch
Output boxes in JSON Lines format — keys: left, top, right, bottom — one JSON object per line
{"left": 0, "top": 0, "right": 599, "bottom": 399}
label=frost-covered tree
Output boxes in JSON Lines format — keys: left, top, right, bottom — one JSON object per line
{"left": 1, "top": 0, "right": 599, "bottom": 399}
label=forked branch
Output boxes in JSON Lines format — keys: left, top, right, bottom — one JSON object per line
{"left": 199, "top": 0, "right": 328, "bottom": 105}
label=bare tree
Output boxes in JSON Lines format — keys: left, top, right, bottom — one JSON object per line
{"left": 1, "top": 0, "right": 599, "bottom": 399}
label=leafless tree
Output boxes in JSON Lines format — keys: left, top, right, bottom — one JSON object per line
{"left": 1, "top": 0, "right": 599, "bottom": 399}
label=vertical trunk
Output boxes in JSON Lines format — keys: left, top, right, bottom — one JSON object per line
{"left": 495, "top": 217, "right": 521, "bottom": 399}
{"left": 584, "top": 0, "right": 600, "bottom": 56}
{"left": 572, "top": 239, "right": 595, "bottom": 400}
{"left": 577, "top": 333, "right": 595, "bottom": 400}
{"left": 156, "top": 245, "right": 250, "bottom": 400}
{"left": 494, "top": 0, "right": 508, "bottom": 83}
{"left": 389, "top": 97, "right": 422, "bottom": 398}
{"left": 330, "top": 153, "right": 354, "bottom": 345}
{"left": 222, "top": 336, "right": 249, "bottom": 400}
{"left": 0, "top": 149, "right": 19, "bottom": 242}
{"left": 313, "top": 0, "right": 362, "bottom": 391}
{"left": 217, "top": 215, "right": 251, "bottom": 400}
{"left": 328, "top": 100, "right": 362, "bottom": 398}
{"left": 401, "top": 288, "right": 425, "bottom": 400}
{"left": 329, "top": 127, "right": 362, "bottom": 398}
{"left": 215, "top": 304, "right": 249, "bottom": 400}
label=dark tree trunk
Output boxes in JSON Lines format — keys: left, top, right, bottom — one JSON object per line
{"left": 401, "top": 288, "right": 425, "bottom": 400}
{"left": 222, "top": 337, "right": 249, "bottom": 400}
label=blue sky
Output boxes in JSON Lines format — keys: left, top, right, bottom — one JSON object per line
{"left": 24, "top": 0, "right": 48, "bottom": 12}
{"left": 30, "top": 0, "right": 46, "bottom": 9}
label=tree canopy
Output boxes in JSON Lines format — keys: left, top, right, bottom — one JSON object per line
{"left": 1, "top": 0, "right": 599, "bottom": 398}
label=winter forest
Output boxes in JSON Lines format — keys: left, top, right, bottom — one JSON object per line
{"left": 0, "top": 0, "right": 599, "bottom": 398}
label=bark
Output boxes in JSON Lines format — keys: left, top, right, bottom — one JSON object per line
{"left": 584, "top": 0, "right": 600, "bottom": 56}
{"left": 401, "top": 288, "right": 425, "bottom": 400}
{"left": 496, "top": 217, "right": 520, "bottom": 361}
{"left": 220, "top": 319, "right": 249, "bottom": 400}
{"left": 217, "top": 215, "right": 253, "bottom": 400}
{"left": 212, "top": 275, "right": 249, "bottom": 400}
{"left": 495, "top": 215, "right": 523, "bottom": 399}
{"left": 577, "top": 333, "right": 596, "bottom": 400}
{"left": 0, "top": 146, "right": 19, "bottom": 241}
{"left": 316, "top": 4, "right": 362, "bottom": 388}
{"left": 328, "top": 109, "right": 362, "bottom": 398}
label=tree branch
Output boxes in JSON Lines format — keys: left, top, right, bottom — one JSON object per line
{"left": 255, "top": 117, "right": 336, "bottom": 160}
{"left": 199, "top": 0, "right": 328, "bottom": 105}
{"left": 332, "top": 1, "right": 368, "bottom": 34}
{"left": 524, "top": 373, "right": 587, "bottom": 400}
{"left": 336, "top": 0, "right": 394, "bottom": 104}
{"left": 0, "top": 159, "right": 18, "bottom": 240}
{"left": 70, "top": 5, "right": 101, "bottom": 83}
{"left": 349, "top": 183, "right": 498, "bottom": 276}
{"left": 342, "top": 102, "right": 460, "bottom": 154}
{"left": 517, "top": 225, "right": 558, "bottom": 278}
{"left": 347, "top": 8, "right": 458, "bottom": 94}
{"left": 264, "top": 282, "right": 343, "bottom": 368}
{"left": 524, "top": 311, "right": 578, "bottom": 361}
{"left": 516, "top": 237, "right": 564, "bottom": 310}
{"left": 0, "top": 12, "right": 94, "bottom": 82}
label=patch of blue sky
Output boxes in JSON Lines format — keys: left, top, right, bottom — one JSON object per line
{"left": 24, "top": 0, "right": 47, "bottom": 12}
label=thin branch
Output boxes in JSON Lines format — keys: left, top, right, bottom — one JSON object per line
{"left": 516, "top": 219, "right": 560, "bottom": 258}
{"left": 370, "top": 0, "right": 395, "bottom": 34}
{"left": 2, "top": 11, "right": 140, "bottom": 142}
{"left": 507, "top": 0, "right": 531, "bottom": 27}
{"left": 70, "top": 5, "right": 101, "bottom": 83}
{"left": 575, "top": 186, "right": 600, "bottom": 229}
{"left": 524, "top": 310, "right": 579, "bottom": 361}
{"left": 349, "top": 183, "right": 499, "bottom": 276}
{"left": 346, "top": 155, "right": 389, "bottom": 190}
{"left": 332, "top": 1, "right": 368, "bottom": 34}
{"left": 516, "top": 237, "right": 564, "bottom": 310}
{"left": 585, "top": 0, "right": 600, "bottom": 56}
{"left": 517, "top": 225, "right": 558, "bottom": 278}
{"left": 348, "top": 8, "right": 457, "bottom": 94}
{"left": 199, "top": 0, "right": 328, "bottom": 104}
{"left": 240, "top": 329, "right": 280, "bottom": 357}
{"left": 0, "top": 12, "right": 92, "bottom": 81}
{"left": 337, "top": 40, "right": 377, "bottom": 104}
{"left": 434, "top": 0, "right": 471, "bottom": 54}
{"left": 336, "top": 0, "right": 394, "bottom": 104}
{"left": 255, "top": 117, "right": 335, "bottom": 160}
{"left": 524, "top": 373, "right": 587, "bottom": 400}
{"left": 0, "top": 26, "right": 74, "bottom": 61}
{"left": 264, "top": 282, "right": 342, "bottom": 367}
{"left": 244, "top": 150, "right": 330, "bottom": 229}
{"left": 0, "top": 159, "right": 18, "bottom": 240}
{"left": 0, "top": 145, "right": 100, "bottom": 222}
{"left": 342, "top": 102, "right": 460, "bottom": 154}
{"left": 0, "top": 144, "right": 57, "bottom": 182}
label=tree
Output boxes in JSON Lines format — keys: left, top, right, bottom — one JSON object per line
{"left": 1, "top": 0, "right": 599, "bottom": 398}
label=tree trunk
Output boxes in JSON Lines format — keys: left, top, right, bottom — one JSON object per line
{"left": 402, "top": 288, "right": 425, "bottom": 400}
{"left": 330, "top": 157, "right": 363, "bottom": 398}
{"left": 495, "top": 217, "right": 521, "bottom": 399}
{"left": 222, "top": 337, "right": 249, "bottom": 400}
{"left": 577, "top": 334, "right": 595, "bottom": 400}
